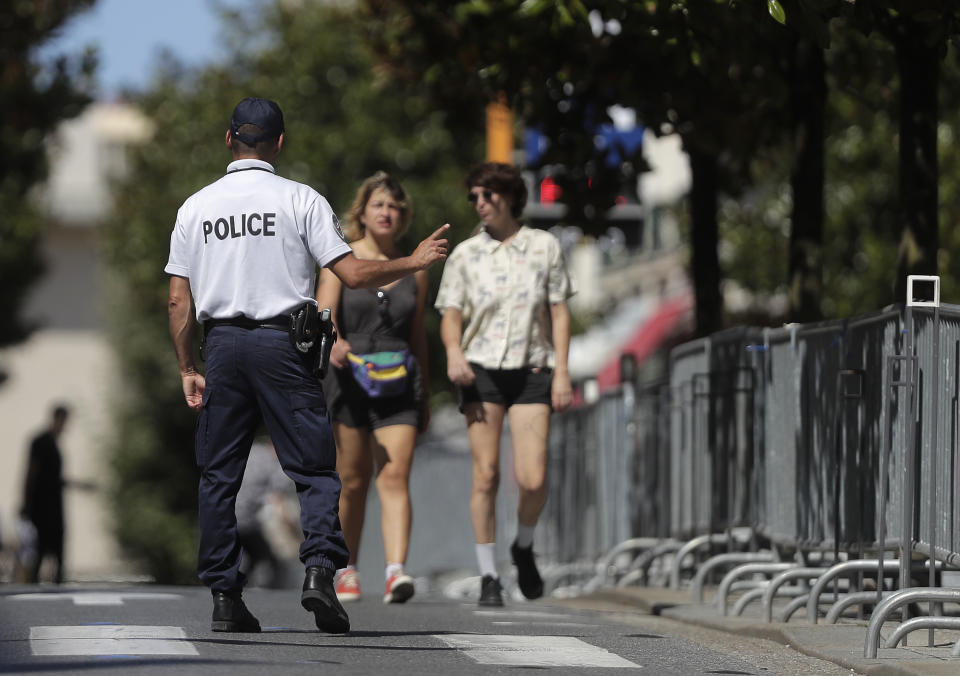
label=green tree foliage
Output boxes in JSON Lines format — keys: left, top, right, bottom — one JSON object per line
{"left": 719, "top": 2, "right": 960, "bottom": 321}
{"left": 369, "top": 0, "right": 960, "bottom": 329}
{"left": 770, "top": 0, "right": 960, "bottom": 307}
{"left": 101, "top": 1, "right": 481, "bottom": 582}
{"left": 0, "top": 1, "right": 96, "bottom": 365}
{"left": 366, "top": 0, "right": 801, "bottom": 335}
{"left": 723, "top": 15, "right": 960, "bottom": 319}
{"left": 365, "top": 0, "right": 614, "bottom": 216}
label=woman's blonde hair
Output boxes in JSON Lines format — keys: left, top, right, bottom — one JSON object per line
{"left": 343, "top": 171, "right": 412, "bottom": 241}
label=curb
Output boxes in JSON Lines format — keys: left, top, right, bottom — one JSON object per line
{"left": 561, "top": 587, "right": 960, "bottom": 676}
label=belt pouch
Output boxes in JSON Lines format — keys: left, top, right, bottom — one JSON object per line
{"left": 290, "top": 302, "right": 319, "bottom": 354}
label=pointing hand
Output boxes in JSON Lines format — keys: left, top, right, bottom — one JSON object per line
{"left": 411, "top": 224, "right": 450, "bottom": 269}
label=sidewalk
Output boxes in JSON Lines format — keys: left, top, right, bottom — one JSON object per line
{"left": 565, "top": 585, "right": 960, "bottom": 676}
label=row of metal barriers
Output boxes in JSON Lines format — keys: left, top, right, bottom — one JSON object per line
{"left": 536, "top": 276, "right": 960, "bottom": 658}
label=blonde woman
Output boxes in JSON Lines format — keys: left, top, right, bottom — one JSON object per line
{"left": 317, "top": 172, "right": 429, "bottom": 604}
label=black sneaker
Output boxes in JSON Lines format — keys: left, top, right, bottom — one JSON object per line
{"left": 301, "top": 566, "right": 351, "bottom": 633}
{"left": 478, "top": 574, "right": 504, "bottom": 607}
{"left": 211, "top": 591, "right": 261, "bottom": 632}
{"left": 510, "top": 541, "right": 544, "bottom": 600}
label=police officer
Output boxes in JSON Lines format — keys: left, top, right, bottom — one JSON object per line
{"left": 165, "top": 97, "right": 449, "bottom": 633}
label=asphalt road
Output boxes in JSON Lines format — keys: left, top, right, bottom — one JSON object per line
{"left": 1, "top": 580, "right": 858, "bottom": 675}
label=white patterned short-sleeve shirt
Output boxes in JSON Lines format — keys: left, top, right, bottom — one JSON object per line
{"left": 435, "top": 225, "right": 575, "bottom": 370}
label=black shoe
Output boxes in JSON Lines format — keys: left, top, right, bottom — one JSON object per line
{"left": 511, "top": 541, "right": 544, "bottom": 600}
{"left": 301, "top": 566, "right": 350, "bottom": 633}
{"left": 211, "top": 591, "right": 261, "bottom": 632}
{"left": 478, "top": 574, "right": 504, "bottom": 607}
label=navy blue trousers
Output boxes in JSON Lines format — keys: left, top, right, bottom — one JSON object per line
{"left": 195, "top": 325, "right": 348, "bottom": 592}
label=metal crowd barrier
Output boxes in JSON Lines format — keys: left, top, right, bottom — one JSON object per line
{"left": 537, "top": 276, "right": 960, "bottom": 656}
{"left": 540, "top": 380, "right": 669, "bottom": 568}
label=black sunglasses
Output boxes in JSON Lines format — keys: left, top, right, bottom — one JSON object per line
{"left": 467, "top": 189, "right": 494, "bottom": 205}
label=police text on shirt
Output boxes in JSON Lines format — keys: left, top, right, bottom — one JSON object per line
{"left": 203, "top": 212, "right": 277, "bottom": 244}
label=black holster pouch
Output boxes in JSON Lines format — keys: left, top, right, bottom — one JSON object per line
{"left": 316, "top": 308, "right": 336, "bottom": 379}
{"left": 290, "top": 303, "right": 336, "bottom": 379}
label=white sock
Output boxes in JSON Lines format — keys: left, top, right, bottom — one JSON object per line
{"left": 515, "top": 523, "right": 536, "bottom": 549}
{"left": 385, "top": 562, "right": 404, "bottom": 581}
{"left": 336, "top": 564, "right": 357, "bottom": 580}
{"left": 475, "top": 543, "right": 498, "bottom": 578}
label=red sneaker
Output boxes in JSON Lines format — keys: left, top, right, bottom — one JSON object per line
{"left": 335, "top": 568, "right": 361, "bottom": 602}
{"left": 383, "top": 571, "right": 415, "bottom": 604}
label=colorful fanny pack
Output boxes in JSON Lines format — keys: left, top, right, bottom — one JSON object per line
{"left": 346, "top": 350, "right": 413, "bottom": 398}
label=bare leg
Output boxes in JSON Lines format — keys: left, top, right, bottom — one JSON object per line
{"left": 333, "top": 423, "right": 372, "bottom": 566}
{"left": 508, "top": 403, "right": 552, "bottom": 527}
{"left": 371, "top": 424, "right": 418, "bottom": 566}
{"left": 465, "top": 402, "right": 507, "bottom": 543}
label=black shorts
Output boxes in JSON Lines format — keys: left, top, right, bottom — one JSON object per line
{"left": 326, "top": 366, "right": 421, "bottom": 430}
{"left": 459, "top": 363, "right": 553, "bottom": 411}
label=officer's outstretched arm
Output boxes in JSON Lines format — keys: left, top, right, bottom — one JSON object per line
{"left": 329, "top": 224, "right": 450, "bottom": 289}
{"left": 168, "top": 275, "right": 205, "bottom": 411}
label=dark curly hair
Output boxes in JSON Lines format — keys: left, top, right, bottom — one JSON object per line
{"left": 465, "top": 162, "right": 527, "bottom": 219}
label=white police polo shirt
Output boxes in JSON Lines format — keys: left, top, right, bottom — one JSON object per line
{"left": 165, "top": 159, "right": 352, "bottom": 322}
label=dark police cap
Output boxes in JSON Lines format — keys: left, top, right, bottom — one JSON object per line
{"left": 230, "top": 97, "right": 285, "bottom": 145}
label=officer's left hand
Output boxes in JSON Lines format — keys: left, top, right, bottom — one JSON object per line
{"left": 181, "top": 371, "right": 206, "bottom": 411}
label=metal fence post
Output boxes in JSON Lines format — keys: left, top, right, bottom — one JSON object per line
{"left": 906, "top": 274, "right": 941, "bottom": 646}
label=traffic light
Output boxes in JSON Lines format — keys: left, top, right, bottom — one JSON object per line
{"left": 540, "top": 175, "right": 562, "bottom": 204}
{"left": 523, "top": 165, "right": 644, "bottom": 250}
{"left": 522, "top": 121, "right": 645, "bottom": 247}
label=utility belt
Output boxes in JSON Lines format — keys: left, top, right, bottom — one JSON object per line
{"left": 203, "top": 314, "right": 291, "bottom": 333}
{"left": 201, "top": 303, "right": 337, "bottom": 378}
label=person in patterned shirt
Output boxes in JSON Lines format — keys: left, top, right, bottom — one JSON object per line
{"left": 435, "top": 161, "right": 574, "bottom": 607}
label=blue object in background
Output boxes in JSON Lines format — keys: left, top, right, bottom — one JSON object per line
{"left": 525, "top": 124, "right": 643, "bottom": 168}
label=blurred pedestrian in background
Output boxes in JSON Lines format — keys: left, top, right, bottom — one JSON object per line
{"left": 236, "top": 437, "right": 301, "bottom": 588}
{"left": 317, "top": 172, "right": 429, "bottom": 604}
{"left": 436, "top": 162, "right": 574, "bottom": 606}
{"left": 18, "top": 404, "right": 70, "bottom": 583}
{"left": 165, "top": 97, "right": 448, "bottom": 633}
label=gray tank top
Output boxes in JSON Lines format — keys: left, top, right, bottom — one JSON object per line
{"left": 336, "top": 274, "right": 418, "bottom": 353}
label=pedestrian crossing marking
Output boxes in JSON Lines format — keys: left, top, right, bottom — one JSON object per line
{"left": 491, "top": 621, "right": 600, "bottom": 628}
{"left": 474, "top": 609, "right": 572, "bottom": 619}
{"left": 30, "top": 625, "right": 198, "bottom": 656}
{"left": 436, "top": 634, "right": 639, "bottom": 668}
{"left": 10, "top": 592, "right": 182, "bottom": 606}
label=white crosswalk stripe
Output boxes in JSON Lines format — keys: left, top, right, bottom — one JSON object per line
{"left": 473, "top": 609, "right": 577, "bottom": 619}
{"left": 436, "top": 634, "right": 640, "bottom": 668}
{"left": 30, "top": 625, "right": 199, "bottom": 656}
{"left": 11, "top": 592, "right": 182, "bottom": 606}
{"left": 490, "top": 621, "right": 601, "bottom": 628}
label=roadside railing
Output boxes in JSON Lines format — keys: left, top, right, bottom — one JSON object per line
{"left": 538, "top": 277, "right": 960, "bottom": 657}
